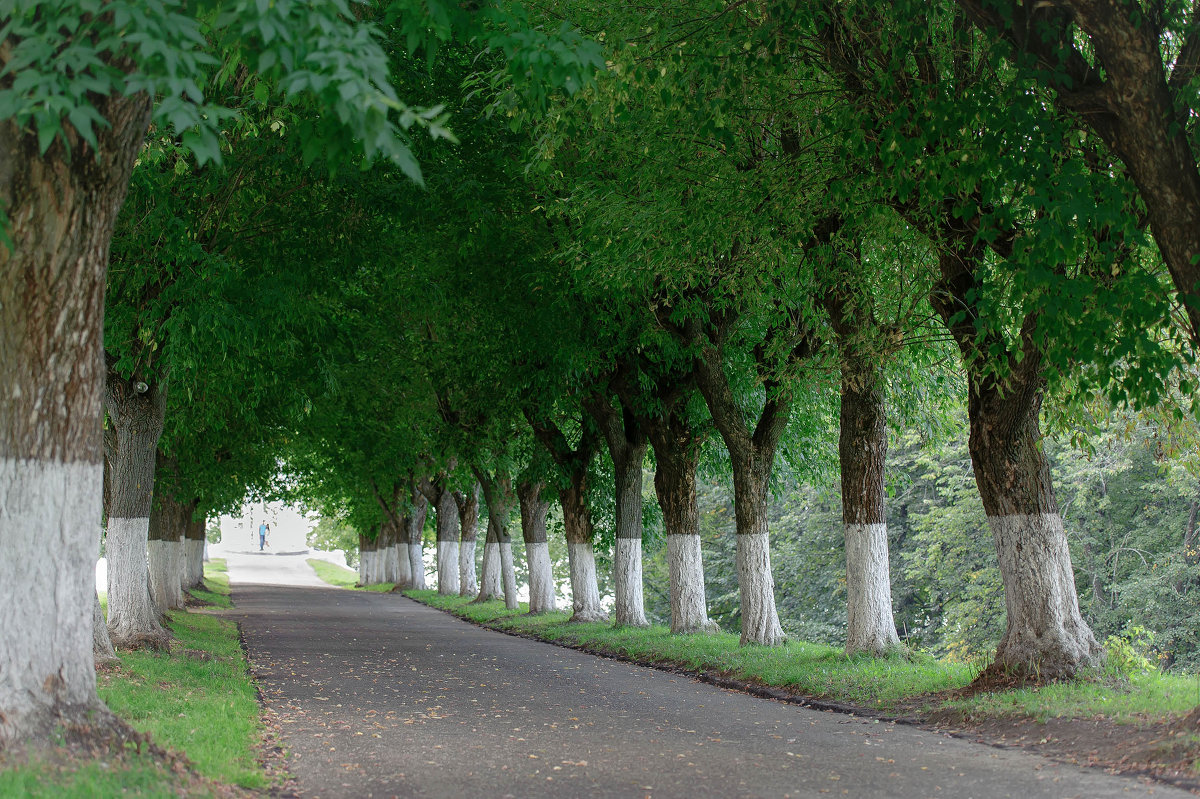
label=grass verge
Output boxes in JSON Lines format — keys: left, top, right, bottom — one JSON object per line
{"left": 0, "top": 558, "right": 266, "bottom": 798}
{"left": 306, "top": 558, "right": 396, "bottom": 592}
{"left": 403, "top": 590, "right": 1200, "bottom": 728}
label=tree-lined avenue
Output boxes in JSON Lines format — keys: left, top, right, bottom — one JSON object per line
{"left": 227, "top": 561, "right": 1187, "bottom": 799}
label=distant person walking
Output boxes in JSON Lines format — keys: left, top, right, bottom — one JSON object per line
{"left": 259, "top": 522, "right": 269, "bottom": 551}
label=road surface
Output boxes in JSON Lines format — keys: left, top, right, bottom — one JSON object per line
{"left": 226, "top": 561, "right": 1188, "bottom": 798}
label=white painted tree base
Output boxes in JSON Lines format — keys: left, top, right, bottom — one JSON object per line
{"left": 667, "top": 534, "right": 717, "bottom": 634}
{"left": 459, "top": 540, "right": 477, "bottom": 597}
{"left": 567, "top": 542, "right": 607, "bottom": 622}
{"left": 844, "top": 523, "right": 901, "bottom": 656}
{"left": 500, "top": 541, "right": 519, "bottom": 610}
{"left": 988, "top": 513, "right": 1100, "bottom": 673}
{"left": 437, "top": 540, "right": 460, "bottom": 595}
{"left": 183, "top": 539, "right": 205, "bottom": 589}
{"left": 525, "top": 541, "right": 556, "bottom": 613}
{"left": 106, "top": 516, "right": 168, "bottom": 648}
{"left": 148, "top": 540, "right": 184, "bottom": 611}
{"left": 614, "top": 537, "right": 648, "bottom": 627}
{"left": 409, "top": 542, "right": 426, "bottom": 590}
{"left": 0, "top": 458, "right": 109, "bottom": 744}
{"left": 476, "top": 542, "right": 502, "bottom": 601}
{"left": 737, "top": 532, "right": 784, "bottom": 646}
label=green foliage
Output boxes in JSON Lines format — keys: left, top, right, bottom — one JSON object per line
{"left": 1104, "top": 625, "right": 1158, "bottom": 680}
{"left": 307, "top": 516, "right": 360, "bottom": 567}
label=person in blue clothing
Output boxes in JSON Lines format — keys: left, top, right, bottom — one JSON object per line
{"left": 259, "top": 522, "right": 268, "bottom": 551}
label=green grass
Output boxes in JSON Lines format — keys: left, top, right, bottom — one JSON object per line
{"left": 0, "top": 559, "right": 267, "bottom": 798}
{"left": 307, "top": 558, "right": 395, "bottom": 591}
{"left": 405, "top": 589, "right": 1200, "bottom": 725}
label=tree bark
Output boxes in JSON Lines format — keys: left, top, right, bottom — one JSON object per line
{"left": 182, "top": 511, "right": 206, "bottom": 590}
{"left": 358, "top": 533, "right": 374, "bottom": 586}
{"left": 518, "top": 480, "right": 556, "bottom": 614}
{"left": 836, "top": 359, "right": 901, "bottom": 656}
{"left": 419, "top": 477, "right": 460, "bottom": 596}
{"left": 648, "top": 414, "right": 717, "bottom": 634}
{"left": 474, "top": 468, "right": 517, "bottom": 609}
{"left": 824, "top": 289, "right": 902, "bottom": 657}
{"left": 585, "top": 397, "right": 649, "bottom": 627}
{"left": 530, "top": 415, "right": 607, "bottom": 622}
{"left": 0, "top": 87, "right": 152, "bottom": 746}
{"left": 690, "top": 338, "right": 787, "bottom": 646}
{"left": 93, "top": 529, "right": 118, "bottom": 665}
{"left": 147, "top": 485, "right": 186, "bottom": 613}
{"left": 453, "top": 483, "right": 481, "bottom": 597}
{"left": 931, "top": 249, "right": 1101, "bottom": 678}
{"left": 103, "top": 369, "right": 170, "bottom": 650}
{"left": 407, "top": 483, "right": 428, "bottom": 590}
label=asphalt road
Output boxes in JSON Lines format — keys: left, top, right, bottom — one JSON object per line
{"left": 229, "top": 575, "right": 1189, "bottom": 799}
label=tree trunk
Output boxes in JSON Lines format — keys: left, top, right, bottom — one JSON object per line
{"left": 420, "top": 478, "right": 460, "bottom": 596}
{"left": 518, "top": 480, "right": 556, "bottom": 614}
{"left": 393, "top": 514, "right": 413, "bottom": 589}
{"left": 147, "top": 487, "right": 186, "bottom": 613}
{"left": 407, "top": 485, "right": 428, "bottom": 590}
{"left": 691, "top": 339, "right": 787, "bottom": 646}
{"left": 104, "top": 371, "right": 170, "bottom": 650}
{"left": 585, "top": 398, "right": 649, "bottom": 627}
{"left": 182, "top": 512, "right": 206, "bottom": 591}
{"left": 93, "top": 589, "right": 118, "bottom": 666}
{"left": 837, "top": 360, "right": 901, "bottom": 656}
{"left": 967, "top": 379, "right": 1101, "bottom": 677}
{"left": 474, "top": 469, "right": 516, "bottom": 608}
{"left": 529, "top": 415, "right": 606, "bottom": 622}
{"left": 0, "top": 89, "right": 152, "bottom": 746}
{"left": 357, "top": 533, "right": 372, "bottom": 586}
{"left": 560, "top": 481, "right": 607, "bottom": 623}
{"left": 649, "top": 418, "right": 717, "bottom": 634}
{"left": 453, "top": 483, "right": 481, "bottom": 597}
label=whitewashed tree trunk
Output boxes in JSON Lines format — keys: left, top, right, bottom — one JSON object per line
{"left": 586, "top": 397, "right": 649, "bottom": 627}
{"left": 0, "top": 89, "right": 150, "bottom": 747}
{"left": 424, "top": 483, "right": 460, "bottom": 596}
{"left": 500, "top": 541, "right": 519, "bottom": 611}
{"left": 93, "top": 588, "right": 118, "bottom": 665}
{"left": 477, "top": 541, "right": 502, "bottom": 601}
{"left": 147, "top": 488, "right": 185, "bottom": 612}
{"left": 182, "top": 514, "right": 205, "bottom": 590}
{"left": 518, "top": 480, "right": 555, "bottom": 614}
{"left": 407, "top": 486, "right": 428, "bottom": 590}
{"left": 454, "top": 483, "right": 481, "bottom": 597}
{"left": 559, "top": 480, "right": 606, "bottom": 623}
{"left": 104, "top": 371, "right": 169, "bottom": 649}
{"left": 834, "top": 355, "right": 901, "bottom": 657}
{"left": 357, "top": 534, "right": 370, "bottom": 586}
{"left": 649, "top": 415, "right": 717, "bottom": 634}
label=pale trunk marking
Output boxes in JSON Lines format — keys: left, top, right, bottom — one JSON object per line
{"left": 614, "top": 538, "right": 648, "bottom": 626}
{"left": 0, "top": 459, "right": 102, "bottom": 742}
{"left": 844, "top": 522, "right": 899, "bottom": 654}
{"left": 567, "top": 542, "right": 606, "bottom": 622}
{"left": 106, "top": 516, "right": 165, "bottom": 644}
{"left": 525, "top": 541, "right": 555, "bottom": 613}
{"left": 459, "top": 539, "right": 477, "bottom": 597}
{"left": 737, "top": 532, "right": 784, "bottom": 645}
{"left": 437, "top": 540, "right": 460, "bottom": 595}
{"left": 987, "top": 513, "right": 1097, "bottom": 667}
{"left": 667, "top": 534, "right": 715, "bottom": 634}
{"left": 409, "top": 541, "right": 426, "bottom": 590}
{"left": 477, "top": 542, "right": 501, "bottom": 600}
{"left": 500, "top": 541, "right": 519, "bottom": 610}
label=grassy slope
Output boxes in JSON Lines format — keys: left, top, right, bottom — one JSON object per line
{"left": 306, "top": 558, "right": 394, "bottom": 591}
{"left": 403, "top": 590, "right": 1200, "bottom": 727}
{"left": 0, "top": 559, "right": 266, "bottom": 798}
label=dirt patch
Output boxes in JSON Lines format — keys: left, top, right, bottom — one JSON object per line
{"left": 923, "top": 706, "right": 1200, "bottom": 792}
